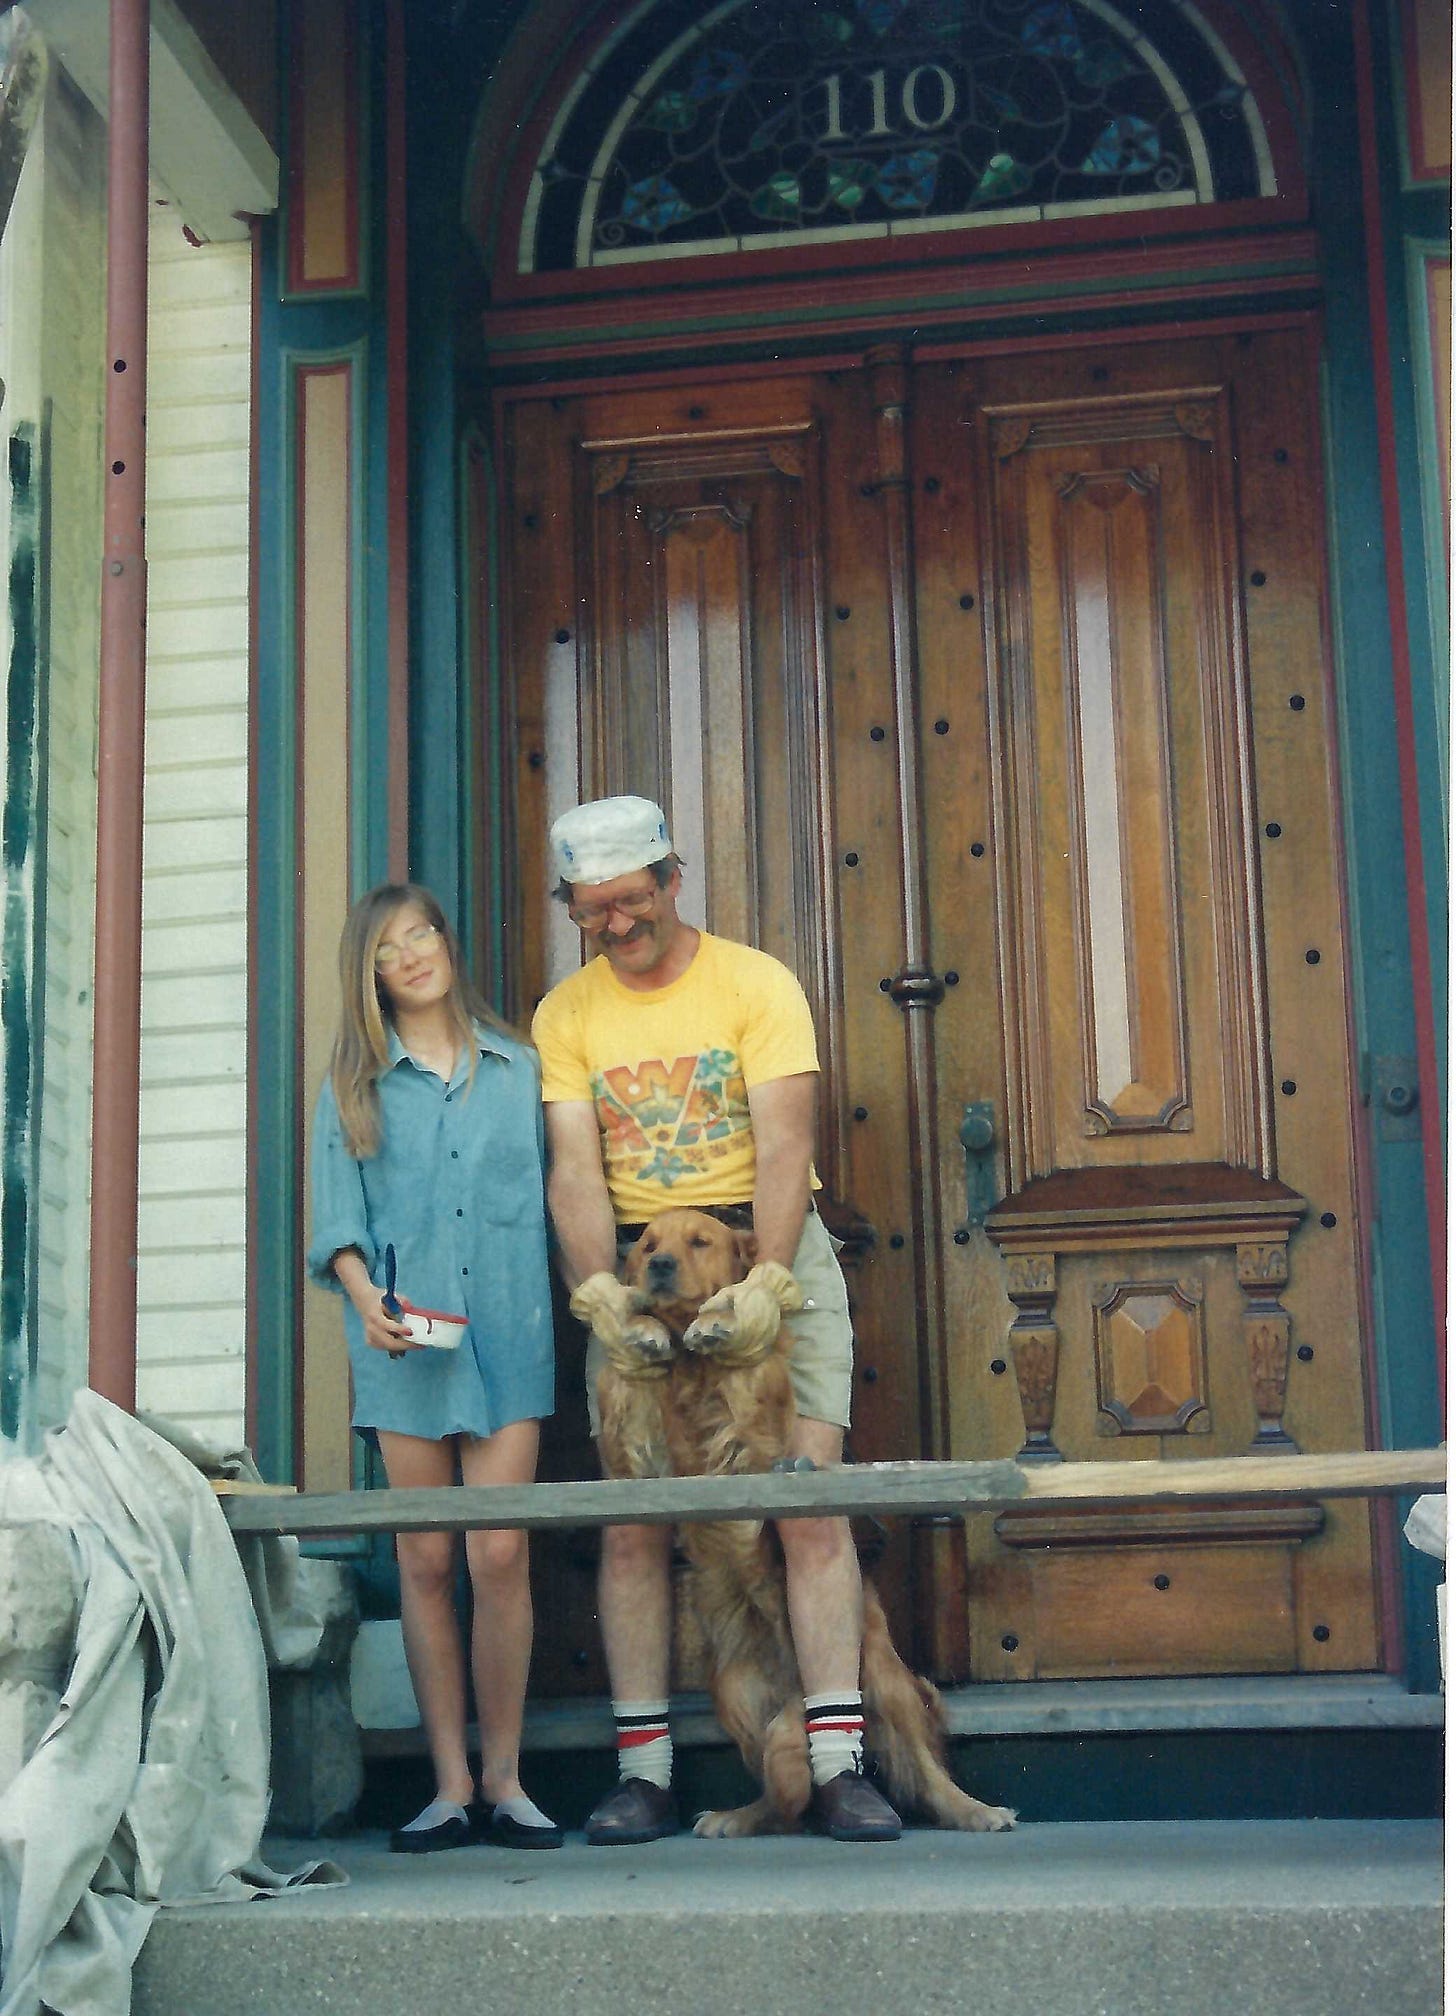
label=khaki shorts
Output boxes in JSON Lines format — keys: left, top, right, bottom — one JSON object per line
{"left": 585, "top": 1208, "right": 854, "bottom": 1450}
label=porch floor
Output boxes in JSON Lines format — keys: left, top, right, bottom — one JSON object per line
{"left": 133, "top": 1817, "right": 1442, "bottom": 2016}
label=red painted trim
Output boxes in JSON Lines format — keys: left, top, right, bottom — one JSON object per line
{"left": 1352, "top": 0, "right": 1447, "bottom": 1414}
{"left": 498, "top": 198, "right": 1309, "bottom": 313}
{"left": 89, "top": 0, "right": 151, "bottom": 1413}
{"left": 245, "top": 222, "right": 264, "bottom": 1458}
{"left": 385, "top": 0, "right": 410, "bottom": 880}
{"left": 483, "top": 270, "right": 1320, "bottom": 375}
{"left": 487, "top": 305, "right": 1322, "bottom": 419}
{"left": 285, "top": 0, "right": 363, "bottom": 297}
{"left": 477, "top": 0, "right": 1309, "bottom": 299}
{"left": 483, "top": 227, "right": 1318, "bottom": 344}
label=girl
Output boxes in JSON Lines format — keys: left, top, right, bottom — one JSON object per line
{"left": 309, "top": 883, "right": 560, "bottom": 1852}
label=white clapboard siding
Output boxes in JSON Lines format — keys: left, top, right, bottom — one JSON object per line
{"left": 136, "top": 203, "right": 252, "bottom": 1448}
{"left": 27, "top": 71, "right": 108, "bottom": 1440}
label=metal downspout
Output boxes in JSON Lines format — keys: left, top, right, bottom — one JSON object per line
{"left": 87, "top": 0, "right": 149, "bottom": 1409}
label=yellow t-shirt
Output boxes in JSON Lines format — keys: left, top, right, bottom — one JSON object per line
{"left": 532, "top": 932, "right": 819, "bottom": 1224}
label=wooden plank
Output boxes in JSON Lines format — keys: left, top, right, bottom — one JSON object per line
{"left": 217, "top": 1449, "right": 1446, "bottom": 1538}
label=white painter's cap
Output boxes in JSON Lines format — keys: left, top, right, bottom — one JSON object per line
{"left": 550, "top": 795, "right": 673, "bottom": 887}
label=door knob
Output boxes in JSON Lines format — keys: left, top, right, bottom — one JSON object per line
{"left": 958, "top": 1101, "right": 997, "bottom": 1230}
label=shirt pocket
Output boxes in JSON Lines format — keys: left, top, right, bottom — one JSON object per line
{"left": 461, "top": 1064, "right": 546, "bottom": 1228}
{"left": 470, "top": 1148, "right": 544, "bottom": 1228}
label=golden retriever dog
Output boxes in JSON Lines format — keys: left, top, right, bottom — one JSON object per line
{"left": 598, "top": 1206, "right": 1016, "bottom": 1840}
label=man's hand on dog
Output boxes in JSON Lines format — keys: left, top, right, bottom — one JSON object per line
{"left": 681, "top": 1259, "right": 804, "bottom": 1366}
{"left": 570, "top": 1271, "right": 674, "bottom": 1379}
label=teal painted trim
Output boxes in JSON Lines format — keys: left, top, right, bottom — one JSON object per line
{"left": 482, "top": 434, "right": 505, "bottom": 1008}
{"left": 254, "top": 11, "right": 392, "bottom": 1487}
{"left": 1309, "top": 7, "right": 1442, "bottom": 1693}
{"left": 254, "top": 227, "right": 302, "bottom": 1482}
{"left": 348, "top": 328, "right": 385, "bottom": 894}
{"left": 1, "top": 422, "right": 41, "bottom": 1447}
{"left": 1403, "top": 235, "right": 1451, "bottom": 824}
{"left": 254, "top": 298, "right": 377, "bottom": 1482}
{"left": 408, "top": 278, "right": 464, "bottom": 918}
{"left": 273, "top": 333, "right": 370, "bottom": 1471}
{"left": 277, "top": 0, "right": 374, "bottom": 307}
{"left": 404, "top": 4, "right": 473, "bottom": 949}
{"left": 455, "top": 431, "right": 483, "bottom": 983}
{"left": 359, "top": 8, "right": 394, "bottom": 895}
{"left": 1365, "top": 0, "right": 1448, "bottom": 1125}
{"left": 460, "top": 424, "right": 506, "bottom": 1009}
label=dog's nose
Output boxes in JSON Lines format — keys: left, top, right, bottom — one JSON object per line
{"left": 646, "top": 1253, "right": 677, "bottom": 1288}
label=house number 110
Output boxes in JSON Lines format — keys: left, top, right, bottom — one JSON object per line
{"left": 821, "top": 65, "right": 958, "bottom": 140}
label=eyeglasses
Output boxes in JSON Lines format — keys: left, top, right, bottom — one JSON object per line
{"left": 567, "top": 889, "right": 659, "bottom": 932}
{"left": 374, "top": 922, "right": 441, "bottom": 969}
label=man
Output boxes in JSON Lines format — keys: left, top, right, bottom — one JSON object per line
{"left": 532, "top": 794, "right": 902, "bottom": 1846}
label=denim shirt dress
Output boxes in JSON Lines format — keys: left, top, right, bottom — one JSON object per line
{"left": 308, "top": 1025, "right": 555, "bottom": 1441}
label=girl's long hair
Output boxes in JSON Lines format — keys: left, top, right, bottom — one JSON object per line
{"left": 330, "top": 883, "right": 519, "bottom": 1158}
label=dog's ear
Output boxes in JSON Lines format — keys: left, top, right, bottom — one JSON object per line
{"left": 734, "top": 1228, "right": 758, "bottom": 1276}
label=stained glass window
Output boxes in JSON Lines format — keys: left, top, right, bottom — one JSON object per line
{"left": 519, "top": 0, "right": 1275, "bottom": 272}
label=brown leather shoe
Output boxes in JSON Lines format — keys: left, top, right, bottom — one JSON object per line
{"left": 810, "top": 1771, "right": 903, "bottom": 1842}
{"left": 584, "top": 1776, "right": 679, "bottom": 1846}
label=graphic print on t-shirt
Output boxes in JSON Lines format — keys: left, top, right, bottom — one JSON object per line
{"left": 592, "top": 1048, "right": 751, "bottom": 1191}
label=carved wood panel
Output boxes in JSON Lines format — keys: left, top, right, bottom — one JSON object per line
{"left": 577, "top": 426, "right": 849, "bottom": 1187}
{"left": 982, "top": 386, "right": 1270, "bottom": 1184}
{"left": 1093, "top": 1273, "right": 1209, "bottom": 1436}
{"left": 1057, "top": 464, "right": 1189, "bottom": 1135}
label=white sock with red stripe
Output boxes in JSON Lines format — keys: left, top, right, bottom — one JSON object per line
{"left": 805, "top": 1690, "right": 866, "bottom": 1785}
{"left": 613, "top": 1699, "right": 672, "bottom": 1789}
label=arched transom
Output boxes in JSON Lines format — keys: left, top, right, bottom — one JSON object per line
{"left": 519, "top": 0, "right": 1278, "bottom": 273}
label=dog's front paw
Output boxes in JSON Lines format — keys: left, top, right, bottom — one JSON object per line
{"left": 623, "top": 1314, "right": 673, "bottom": 1363}
{"left": 681, "top": 1309, "right": 772, "bottom": 1367}
{"left": 681, "top": 1290, "right": 735, "bottom": 1354}
{"left": 601, "top": 1313, "right": 674, "bottom": 1378}
{"left": 692, "top": 1806, "right": 762, "bottom": 1839}
{"left": 975, "top": 1804, "right": 1018, "bottom": 1833}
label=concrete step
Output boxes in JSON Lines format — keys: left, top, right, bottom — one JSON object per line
{"left": 134, "top": 1818, "right": 1442, "bottom": 2016}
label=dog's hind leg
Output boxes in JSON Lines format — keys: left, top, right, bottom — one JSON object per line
{"left": 860, "top": 1591, "right": 1016, "bottom": 1833}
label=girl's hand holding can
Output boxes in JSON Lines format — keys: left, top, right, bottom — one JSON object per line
{"left": 358, "top": 1290, "right": 418, "bottom": 1357}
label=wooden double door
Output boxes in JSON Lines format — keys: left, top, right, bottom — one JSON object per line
{"left": 498, "top": 324, "right": 1382, "bottom": 1695}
